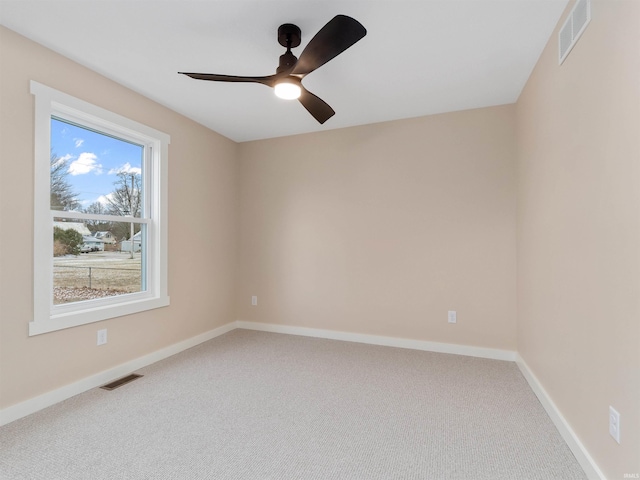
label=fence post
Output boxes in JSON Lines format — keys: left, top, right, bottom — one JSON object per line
{"left": 88, "top": 267, "right": 92, "bottom": 289}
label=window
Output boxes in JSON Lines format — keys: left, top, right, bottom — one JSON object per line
{"left": 30, "top": 81, "right": 169, "bottom": 335}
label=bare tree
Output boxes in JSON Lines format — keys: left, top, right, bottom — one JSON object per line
{"left": 50, "top": 152, "right": 78, "bottom": 211}
{"left": 104, "top": 172, "right": 142, "bottom": 243}
{"left": 83, "top": 202, "right": 111, "bottom": 233}
{"left": 105, "top": 172, "right": 142, "bottom": 218}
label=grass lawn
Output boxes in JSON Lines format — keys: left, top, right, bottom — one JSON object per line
{"left": 53, "top": 251, "right": 142, "bottom": 304}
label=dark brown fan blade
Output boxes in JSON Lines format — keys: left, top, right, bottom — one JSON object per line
{"left": 291, "top": 15, "right": 366, "bottom": 76}
{"left": 298, "top": 87, "right": 335, "bottom": 124}
{"left": 178, "top": 72, "right": 277, "bottom": 87}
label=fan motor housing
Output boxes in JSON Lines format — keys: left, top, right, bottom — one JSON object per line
{"left": 278, "top": 23, "right": 301, "bottom": 48}
{"left": 277, "top": 51, "right": 298, "bottom": 73}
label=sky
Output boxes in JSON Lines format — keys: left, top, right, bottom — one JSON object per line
{"left": 51, "top": 117, "right": 143, "bottom": 209}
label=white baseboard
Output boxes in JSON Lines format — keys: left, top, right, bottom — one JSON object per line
{"left": 0, "top": 321, "right": 236, "bottom": 427}
{"left": 516, "top": 355, "right": 604, "bottom": 480}
{"left": 2, "top": 317, "right": 598, "bottom": 480}
{"left": 236, "top": 320, "right": 517, "bottom": 361}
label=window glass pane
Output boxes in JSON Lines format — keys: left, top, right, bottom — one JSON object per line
{"left": 53, "top": 220, "right": 145, "bottom": 305}
{"left": 50, "top": 117, "right": 144, "bottom": 217}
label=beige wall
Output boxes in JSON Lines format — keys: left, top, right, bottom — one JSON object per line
{"left": 516, "top": 1, "right": 640, "bottom": 478}
{"left": 237, "top": 106, "right": 517, "bottom": 350}
{"left": 0, "top": 26, "right": 239, "bottom": 408}
{"left": 2, "top": 2, "right": 638, "bottom": 476}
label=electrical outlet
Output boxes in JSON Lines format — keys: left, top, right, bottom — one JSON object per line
{"left": 609, "top": 406, "right": 621, "bottom": 444}
{"left": 251, "top": 296, "right": 257, "bottom": 306}
{"left": 448, "top": 311, "right": 457, "bottom": 324}
{"left": 97, "top": 329, "right": 108, "bottom": 346}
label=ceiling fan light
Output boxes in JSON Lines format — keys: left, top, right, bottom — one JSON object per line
{"left": 274, "top": 78, "right": 301, "bottom": 100}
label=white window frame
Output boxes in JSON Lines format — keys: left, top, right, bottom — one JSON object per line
{"left": 30, "top": 81, "right": 170, "bottom": 336}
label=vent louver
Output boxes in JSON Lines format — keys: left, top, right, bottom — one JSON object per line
{"left": 100, "top": 374, "right": 143, "bottom": 390}
{"left": 559, "top": 0, "right": 591, "bottom": 64}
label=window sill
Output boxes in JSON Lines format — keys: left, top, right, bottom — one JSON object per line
{"left": 29, "top": 295, "right": 170, "bottom": 336}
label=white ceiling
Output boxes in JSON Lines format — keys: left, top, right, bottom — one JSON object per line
{"left": 0, "top": 0, "right": 568, "bottom": 142}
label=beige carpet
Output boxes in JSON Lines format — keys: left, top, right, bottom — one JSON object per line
{"left": 0, "top": 329, "right": 586, "bottom": 479}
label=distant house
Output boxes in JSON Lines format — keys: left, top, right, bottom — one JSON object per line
{"left": 94, "top": 231, "right": 117, "bottom": 245}
{"left": 120, "top": 231, "right": 142, "bottom": 253}
{"left": 82, "top": 235, "right": 104, "bottom": 252}
{"left": 53, "top": 221, "right": 91, "bottom": 236}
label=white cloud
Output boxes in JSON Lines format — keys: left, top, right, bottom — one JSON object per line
{"left": 74, "top": 138, "right": 84, "bottom": 148}
{"left": 108, "top": 162, "right": 142, "bottom": 175}
{"left": 68, "top": 152, "right": 103, "bottom": 176}
{"left": 97, "top": 193, "right": 114, "bottom": 205}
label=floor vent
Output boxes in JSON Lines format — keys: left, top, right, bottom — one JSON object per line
{"left": 559, "top": 0, "right": 591, "bottom": 64}
{"left": 100, "top": 374, "right": 143, "bottom": 391}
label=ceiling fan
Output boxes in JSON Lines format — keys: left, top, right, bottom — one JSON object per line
{"left": 178, "top": 15, "right": 367, "bottom": 124}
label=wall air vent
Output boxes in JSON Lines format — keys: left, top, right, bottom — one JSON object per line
{"left": 559, "top": 0, "right": 591, "bottom": 64}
